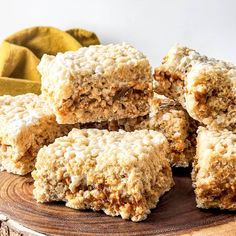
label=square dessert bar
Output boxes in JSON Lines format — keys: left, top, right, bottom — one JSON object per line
{"left": 192, "top": 127, "right": 236, "bottom": 210}
{"left": 38, "top": 43, "right": 152, "bottom": 124}
{"left": 154, "top": 44, "right": 236, "bottom": 129}
{"left": 81, "top": 95, "right": 198, "bottom": 167}
{"left": 33, "top": 129, "right": 174, "bottom": 222}
{"left": 0, "top": 93, "right": 73, "bottom": 175}
{"left": 147, "top": 95, "right": 198, "bottom": 167}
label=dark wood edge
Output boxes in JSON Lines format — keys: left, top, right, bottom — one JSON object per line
{"left": 164, "top": 216, "right": 236, "bottom": 236}
{"left": 0, "top": 210, "right": 235, "bottom": 236}
{"left": 0, "top": 213, "right": 46, "bottom": 236}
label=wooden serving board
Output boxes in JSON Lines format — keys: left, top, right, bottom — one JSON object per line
{"left": 0, "top": 168, "right": 235, "bottom": 236}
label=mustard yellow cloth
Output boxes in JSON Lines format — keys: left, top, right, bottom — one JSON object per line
{"left": 0, "top": 26, "right": 100, "bottom": 96}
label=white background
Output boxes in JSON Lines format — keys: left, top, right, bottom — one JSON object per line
{"left": 1, "top": 0, "right": 236, "bottom": 67}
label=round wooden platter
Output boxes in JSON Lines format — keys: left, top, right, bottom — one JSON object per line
{"left": 0, "top": 168, "right": 235, "bottom": 236}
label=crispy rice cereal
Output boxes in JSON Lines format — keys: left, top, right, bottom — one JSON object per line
{"left": 0, "top": 93, "right": 74, "bottom": 175}
{"left": 192, "top": 127, "right": 236, "bottom": 210}
{"left": 33, "top": 129, "right": 174, "bottom": 222}
{"left": 154, "top": 44, "right": 236, "bottom": 129}
{"left": 38, "top": 43, "right": 152, "bottom": 124}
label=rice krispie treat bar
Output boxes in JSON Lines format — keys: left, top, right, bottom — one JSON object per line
{"left": 81, "top": 95, "right": 198, "bottom": 167}
{"left": 33, "top": 129, "right": 174, "bottom": 222}
{"left": 0, "top": 93, "right": 74, "bottom": 175}
{"left": 192, "top": 127, "right": 236, "bottom": 210}
{"left": 147, "top": 95, "right": 197, "bottom": 167}
{"left": 154, "top": 44, "right": 236, "bottom": 129}
{"left": 38, "top": 43, "right": 152, "bottom": 124}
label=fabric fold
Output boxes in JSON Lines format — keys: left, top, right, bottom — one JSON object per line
{"left": 0, "top": 26, "right": 100, "bottom": 95}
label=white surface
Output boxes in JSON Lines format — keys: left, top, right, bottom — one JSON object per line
{"left": 1, "top": 0, "right": 236, "bottom": 67}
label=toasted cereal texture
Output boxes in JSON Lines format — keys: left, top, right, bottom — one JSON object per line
{"left": 148, "top": 95, "right": 198, "bottom": 167}
{"left": 81, "top": 95, "right": 198, "bottom": 167}
{"left": 33, "top": 129, "right": 174, "bottom": 222}
{"left": 80, "top": 115, "right": 148, "bottom": 132}
{"left": 154, "top": 44, "right": 236, "bottom": 130}
{"left": 38, "top": 43, "right": 152, "bottom": 124}
{"left": 0, "top": 93, "right": 75, "bottom": 175}
{"left": 192, "top": 127, "right": 236, "bottom": 210}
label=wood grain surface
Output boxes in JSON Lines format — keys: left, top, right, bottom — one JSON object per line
{"left": 0, "top": 168, "right": 235, "bottom": 236}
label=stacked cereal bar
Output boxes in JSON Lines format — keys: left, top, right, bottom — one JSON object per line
{"left": 154, "top": 44, "right": 236, "bottom": 130}
{"left": 147, "top": 95, "right": 198, "bottom": 167}
{"left": 154, "top": 44, "right": 236, "bottom": 210}
{"left": 81, "top": 95, "right": 198, "bottom": 167}
{"left": 192, "top": 127, "right": 236, "bottom": 210}
{"left": 38, "top": 43, "right": 152, "bottom": 124}
{"left": 0, "top": 93, "right": 74, "bottom": 175}
{"left": 33, "top": 129, "right": 174, "bottom": 222}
